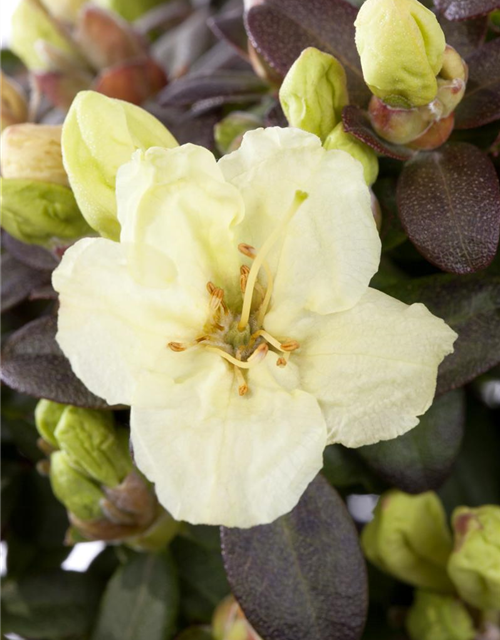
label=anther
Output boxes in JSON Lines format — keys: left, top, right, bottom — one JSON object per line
{"left": 234, "top": 367, "right": 248, "bottom": 396}
{"left": 280, "top": 340, "right": 300, "bottom": 352}
{"left": 276, "top": 357, "right": 287, "bottom": 368}
{"left": 168, "top": 342, "right": 187, "bottom": 352}
{"left": 247, "top": 343, "right": 269, "bottom": 363}
{"left": 240, "top": 265, "right": 250, "bottom": 293}
{"left": 238, "top": 243, "right": 256, "bottom": 258}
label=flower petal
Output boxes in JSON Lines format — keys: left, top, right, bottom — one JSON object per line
{"left": 285, "top": 287, "right": 457, "bottom": 448}
{"left": 130, "top": 351, "right": 327, "bottom": 527}
{"left": 116, "top": 145, "right": 245, "bottom": 306}
{"left": 53, "top": 238, "right": 206, "bottom": 406}
{"left": 219, "top": 127, "right": 381, "bottom": 316}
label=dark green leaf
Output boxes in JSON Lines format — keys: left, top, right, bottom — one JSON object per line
{"left": 244, "top": 0, "right": 371, "bottom": 106}
{"left": 434, "top": 0, "right": 500, "bottom": 20}
{"left": 221, "top": 476, "right": 368, "bottom": 640}
{"left": 171, "top": 526, "right": 230, "bottom": 624}
{"left": 1, "top": 315, "right": 109, "bottom": 408}
{"left": 397, "top": 143, "right": 500, "bottom": 274}
{"left": 322, "top": 444, "right": 381, "bottom": 493}
{"left": 92, "top": 551, "right": 180, "bottom": 640}
{"left": 175, "top": 628, "right": 214, "bottom": 640}
{"left": 357, "top": 389, "right": 465, "bottom": 493}
{"left": 2, "top": 569, "right": 103, "bottom": 638}
{"left": 385, "top": 273, "right": 500, "bottom": 395}
{"left": 455, "top": 38, "right": 500, "bottom": 130}
{"left": 342, "top": 106, "right": 414, "bottom": 161}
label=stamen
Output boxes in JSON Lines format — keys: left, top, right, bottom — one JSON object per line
{"left": 168, "top": 342, "right": 187, "bottom": 352}
{"left": 238, "top": 190, "right": 308, "bottom": 331}
{"left": 234, "top": 366, "right": 248, "bottom": 396}
{"left": 207, "top": 281, "right": 228, "bottom": 314}
{"left": 251, "top": 329, "right": 283, "bottom": 352}
{"left": 276, "top": 353, "right": 291, "bottom": 367}
{"left": 238, "top": 244, "right": 274, "bottom": 325}
{"left": 240, "top": 265, "right": 250, "bottom": 292}
{"left": 280, "top": 339, "right": 300, "bottom": 352}
{"left": 205, "top": 343, "right": 268, "bottom": 369}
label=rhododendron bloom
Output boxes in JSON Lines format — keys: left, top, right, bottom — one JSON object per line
{"left": 53, "top": 127, "right": 456, "bottom": 527}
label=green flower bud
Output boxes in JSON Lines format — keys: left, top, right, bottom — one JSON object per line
{"left": 50, "top": 451, "right": 104, "bottom": 520}
{"left": 361, "top": 490, "right": 454, "bottom": 591}
{"left": 62, "top": 90, "right": 177, "bottom": 240}
{"left": 34, "top": 399, "right": 66, "bottom": 448}
{"left": 11, "top": 0, "right": 84, "bottom": 71}
{"left": 448, "top": 505, "right": 500, "bottom": 611}
{"left": 0, "top": 178, "right": 92, "bottom": 247}
{"left": 1, "top": 73, "right": 28, "bottom": 132}
{"left": 355, "top": 0, "right": 446, "bottom": 108}
{"left": 406, "top": 590, "right": 476, "bottom": 640}
{"left": 40, "top": 0, "right": 87, "bottom": 24}
{"left": 93, "top": 0, "right": 166, "bottom": 22}
{"left": 1, "top": 124, "right": 69, "bottom": 187}
{"left": 212, "top": 595, "right": 262, "bottom": 640}
{"left": 368, "top": 95, "right": 433, "bottom": 145}
{"left": 324, "top": 122, "right": 379, "bottom": 186}
{"left": 279, "top": 47, "right": 349, "bottom": 142}
{"left": 54, "top": 406, "right": 132, "bottom": 487}
{"left": 214, "top": 112, "right": 262, "bottom": 155}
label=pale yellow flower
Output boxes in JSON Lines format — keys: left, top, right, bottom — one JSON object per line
{"left": 53, "top": 127, "right": 456, "bottom": 527}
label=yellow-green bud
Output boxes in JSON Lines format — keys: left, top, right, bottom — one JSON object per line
{"left": 50, "top": 451, "right": 104, "bottom": 520}
{"left": 127, "top": 509, "right": 181, "bottom": 552}
{"left": 279, "top": 47, "right": 349, "bottom": 142}
{"left": 54, "top": 407, "right": 132, "bottom": 487}
{"left": 214, "top": 112, "right": 262, "bottom": 155}
{"left": 212, "top": 596, "right": 263, "bottom": 640}
{"left": 355, "top": 0, "right": 446, "bottom": 108}
{"left": 0, "top": 73, "right": 28, "bottom": 132}
{"left": 406, "top": 590, "right": 476, "bottom": 640}
{"left": 0, "top": 178, "right": 92, "bottom": 247}
{"left": 1, "top": 124, "right": 69, "bottom": 187}
{"left": 40, "top": 0, "right": 87, "bottom": 24}
{"left": 447, "top": 505, "right": 500, "bottom": 611}
{"left": 93, "top": 0, "right": 166, "bottom": 22}
{"left": 361, "top": 490, "right": 454, "bottom": 591}
{"left": 11, "top": 0, "right": 84, "bottom": 72}
{"left": 62, "top": 90, "right": 177, "bottom": 240}
{"left": 35, "top": 399, "right": 66, "bottom": 448}
{"left": 324, "top": 122, "right": 379, "bottom": 186}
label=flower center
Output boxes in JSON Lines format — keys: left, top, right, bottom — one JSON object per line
{"left": 167, "top": 190, "right": 307, "bottom": 396}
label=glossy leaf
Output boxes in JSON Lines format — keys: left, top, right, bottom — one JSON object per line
{"left": 438, "top": 15, "right": 487, "bottom": 58}
{"left": 1, "top": 316, "right": 109, "bottom": 409}
{"left": 1, "top": 253, "right": 51, "bottom": 313}
{"left": 385, "top": 273, "right": 500, "bottom": 395}
{"left": 221, "top": 476, "right": 368, "bottom": 640}
{"left": 244, "top": 0, "right": 371, "bottom": 106}
{"left": 357, "top": 389, "right": 465, "bottom": 493}
{"left": 455, "top": 38, "right": 500, "bottom": 129}
{"left": 434, "top": 0, "right": 500, "bottom": 20}
{"left": 2, "top": 570, "right": 102, "bottom": 638}
{"left": 397, "top": 143, "right": 500, "bottom": 273}
{"left": 92, "top": 551, "right": 179, "bottom": 640}
{"left": 342, "top": 106, "right": 414, "bottom": 161}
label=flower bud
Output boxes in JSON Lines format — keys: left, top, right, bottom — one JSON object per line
{"left": 35, "top": 399, "right": 65, "bottom": 448}
{"left": 369, "top": 96, "right": 433, "bottom": 145}
{"left": 0, "top": 178, "right": 92, "bottom": 247}
{"left": 214, "top": 112, "right": 262, "bottom": 155}
{"left": 93, "top": 0, "right": 166, "bottom": 22}
{"left": 0, "top": 73, "right": 28, "bottom": 132}
{"left": 279, "top": 47, "right": 349, "bottom": 142}
{"left": 407, "top": 112, "right": 454, "bottom": 151}
{"left": 54, "top": 406, "right": 133, "bottom": 487}
{"left": 62, "top": 90, "right": 177, "bottom": 240}
{"left": 127, "top": 509, "right": 181, "bottom": 552}
{"left": 50, "top": 450, "right": 104, "bottom": 520}
{"left": 324, "top": 122, "right": 379, "bottom": 186}
{"left": 40, "top": 0, "right": 87, "bottom": 24}
{"left": 1, "top": 124, "right": 69, "bottom": 187}
{"left": 406, "top": 590, "right": 476, "bottom": 640}
{"left": 361, "top": 490, "right": 454, "bottom": 591}
{"left": 212, "top": 595, "right": 262, "bottom": 640}
{"left": 447, "top": 505, "right": 500, "bottom": 611}
{"left": 11, "top": 0, "right": 83, "bottom": 72}
{"left": 355, "top": 0, "right": 446, "bottom": 108}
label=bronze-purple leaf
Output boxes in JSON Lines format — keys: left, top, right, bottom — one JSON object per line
{"left": 1, "top": 254, "right": 51, "bottom": 314}
{"left": 397, "top": 143, "right": 500, "bottom": 274}
{"left": 454, "top": 38, "right": 500, "bottom": 130}
{"left": 221, "top": 476, "right": 368, "bottom": 640}
{"left": 438, "top": 15, "right": 487, "bottom": 58}
{"left": 244, "top": 0, "right": 370, "bottom": 106}
{"left": 208, "top": 8, "right": 249, "bottom": 59}
{"left": 1, "top": 316, "right": 109, "bottom": 409}
{"left": 342, "top": 106, "right": 414, "bottom": 161}
{"left": 434, "top": 0, "right": 500, "bottom": 20}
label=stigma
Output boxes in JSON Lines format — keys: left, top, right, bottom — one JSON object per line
{"left": 167, "top": 190, "right": 308, "bottom": 396}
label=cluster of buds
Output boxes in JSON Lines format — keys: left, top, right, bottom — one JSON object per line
{"left": 0, "top": 121, "right": 91, "bottom": 247}
{"left": 35, "top": 400, "right": 179, "bottom": 551}
{"left": 355, "top": 0, "right": 467, "bottom": 151}
{"left": 9, "top": 0, "right": 166, "bottom": 110}
{"left": 362, "top": 490, "right": 500, "bottom": 639}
